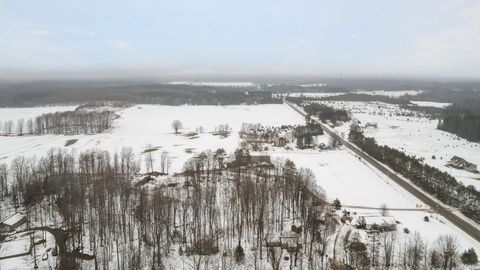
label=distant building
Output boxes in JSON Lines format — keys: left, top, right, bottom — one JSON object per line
{"left": 357, "top": 215, "right": 397, "bottom": 231}
{"left": 449, "top": 156, "right": 478, "bottom": 172}
{"left": 0, "top": 213, "right": 26, "bottom": 232}
{"left": 364, "top": 122, "right": 378, "bottom": 128}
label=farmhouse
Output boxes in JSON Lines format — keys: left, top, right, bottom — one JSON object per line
{"left": 449, "top": 156, "right": 478, "bottom": 172}
{"left": 357, "top": 215, "right": 397, "bottom": 231}
{"left": 0, "top": 213, "right": 26, "bottom": 232}
{"left": 249, "top": 154, "right": 273, "bottom": 167}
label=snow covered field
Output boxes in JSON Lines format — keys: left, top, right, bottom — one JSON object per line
{"left": 322, "top": 101, "right": 480, "bottom": 190}
{"left": 0, "top": 104, "right": 304, "bottom": 173}
{"left": 271, "top": 150, "right": 419, "bottom": 208}
{"left": 410, "top": 101, "right": 452, "bottom": 108}
{"left": 355, "top": 89, "right": 423, "bottom": 97}
{"left": 270, "top": 148, "right": 480, "bottom": 251}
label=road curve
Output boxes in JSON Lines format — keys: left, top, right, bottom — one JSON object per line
{"left": 285, "top": 101, "right": 480, "bottom": 243}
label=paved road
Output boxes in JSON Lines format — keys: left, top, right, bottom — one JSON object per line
{"left": 285, "top": 101, "right": 480, "bottom": 243}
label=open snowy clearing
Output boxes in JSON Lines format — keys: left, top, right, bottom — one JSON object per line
{"left": 270, "top": 149, "right": 420, "bottom": 208}
{"left": 410, "top": 101, "right": 452, "bottom": 108}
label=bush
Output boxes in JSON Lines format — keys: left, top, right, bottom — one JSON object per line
{"left": 424, "top": 216, "right": 429, "bottom": 222}
{"left": 234, "top": 244, "right": 245, "bottom": 264}
{"left": 461, "top": 248, "right": 478, "bottom": 265}
{"left": 403, "top": 228, "right": 410, "bottom": 234}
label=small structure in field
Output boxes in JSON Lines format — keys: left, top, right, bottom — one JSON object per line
{"left": 364, "top": 122, "right": 378, "bottom": 128}
{"left": 448, "top": 156, "right": 478, "bottom": 172}
{"left": 0, "top": 213, "right": 26, "bottom": 232}
{"left": 357, "top": 215, "right": 397, "bottom": 231}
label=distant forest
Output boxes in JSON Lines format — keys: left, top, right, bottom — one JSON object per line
{"left": 417, "top": 90, "right": 480, "bottom": 143}
{"left": 0, "top": 81, "right": 281, "bottom": 107}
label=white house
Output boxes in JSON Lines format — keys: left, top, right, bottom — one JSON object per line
{"left": 357, "top": 215, "right": 397, "bottom": 231}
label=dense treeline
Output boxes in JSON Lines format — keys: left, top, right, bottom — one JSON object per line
{"left": 438, "top": 114, "right": 480, "bottom": 142}
{"left": 138, "top": 89, "right": 282, "bottom": 105}
{"left": 0, "top": 110, "right": 114, "bottom": 135}
{"left": 320, "top": 93, "right": 411, "bottom": 105}
{"left": 437, "top": 102, "right": 480, "bottom": 142}
{"left": 0, "top": 81, "right": 282, "bottom": 107}
{"left": 303, "top": 103, "right": 350, "bottom": 123}
{"left": 349, "top": 130, "right": 480, "bottom": 223}
{"left": 33, "top": 110, "right": 114, "bottom": 135}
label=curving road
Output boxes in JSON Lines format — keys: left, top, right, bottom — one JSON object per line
{"left": 285, "top": 101, "right": 480, "bottom": 243}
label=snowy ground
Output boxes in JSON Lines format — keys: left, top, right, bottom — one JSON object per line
{"left": 354, "top": 89, "right": 423, "bottom": 97}
{"left": 288, "top": 92, "right": 346, "bottom": 98}
{"left": 0, "top": 231, "right": 57, "bottom": 270}
{"left": 1, "top": 102, "right": 479, "bottom": 261}
{"left": 270, "top": 149, "right": 419, "bottom": 208}
{"left": 347, "top": 208, "right": 480, "bottom": 252}
{"left": 321, "top": 101, "right": 480, "bottom": 190}
{"left": 0, "top": 104, "right": 305, "bottom": 173}
{"left": 410, "top": 101, "right": 452, "bottom": 108}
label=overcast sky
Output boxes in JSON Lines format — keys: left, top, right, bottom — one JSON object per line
{"left": 1, "top": 0, "right": 480, "bottom": 79}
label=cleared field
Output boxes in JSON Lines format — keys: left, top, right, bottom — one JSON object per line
{"left": 0, "top": 104, "right": 305, "bottom": 173}
{"left": 324, "top": 101, "right": 480, "bottom": 189}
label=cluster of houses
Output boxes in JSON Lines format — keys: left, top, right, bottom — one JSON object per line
{"left": 239, "top": 122, "right": 325, "bottom": 150}
{"left": 239, "top": 123, "right": 293, "bottom": 149}
{"left": 448, "top": 156, "right": 478, "bottom": 173}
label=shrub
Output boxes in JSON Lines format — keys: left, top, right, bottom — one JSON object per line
{"left": 461, "top": 248, "right": 478, "bottom": 265}
{"left": 333, "top": 198, "right": 342, "bottom": 210}
{"left": 234, "top": 244, "right": 245, "bottom": 264}
{"left": 424, "top": 216, "right": 429, "bottom": 222}
{"left": 403, "top": 228, "right": 410, "bottom": 234}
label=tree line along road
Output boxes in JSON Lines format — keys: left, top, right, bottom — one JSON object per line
{"left": 284, "top": 101, "right": 480, "bottom": 243}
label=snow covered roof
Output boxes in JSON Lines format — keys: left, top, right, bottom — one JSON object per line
{"left": 0, "top": 213, "right": 25, "bottom": 226}
{"left": 360, "top": 216, "right": 396, "bottom": 226}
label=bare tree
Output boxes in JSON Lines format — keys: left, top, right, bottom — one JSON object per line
{"left": 160, "top": 151, "right": 171, "bottom": 174}
{"left": 172, "top": 120, "right": 183, "bottom": 134}
{"left": 435, "top": 234, "right": 459, "bottom": 270}
{"left": 407, "top": 232, "right": 425, "bottom": 270}
{"left": 4, "top": 120, "right": 13, "bottom": 135}
{"left": 26, "top": 118, "right": 34, "bottom": 134}
{"left": 16, "top": 118, "right": 25, "bottom": 135}
{"left": 380, "top": 230, "right": 397, "bottom": 269}
{"left": 145, "top": 144, "right": 155, "bottom": 173}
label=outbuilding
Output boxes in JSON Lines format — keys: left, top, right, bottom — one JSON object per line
{"left": 0, "top": 213, "right": 26, "bottom": 232}
{"left": 357, "top": 215, "right": 397, "bottom": 231}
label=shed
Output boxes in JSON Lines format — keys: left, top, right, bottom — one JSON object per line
{"left": 0, "top": 213, "right": 26, "bottom": 232}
